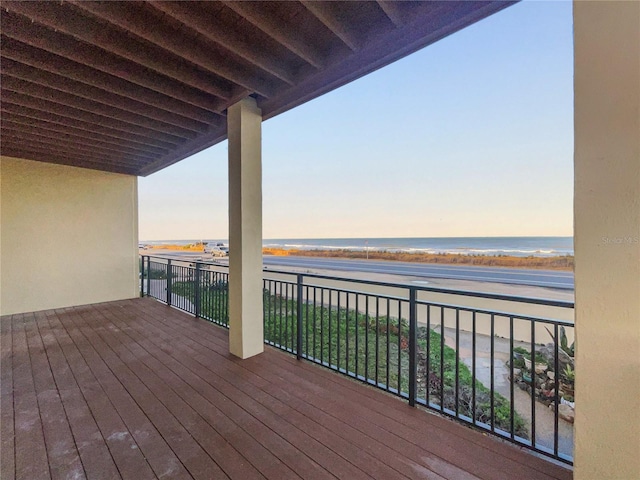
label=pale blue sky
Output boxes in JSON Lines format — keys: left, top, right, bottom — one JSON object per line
{"left": 139, "top": 1, "right": 574, "bottom": 241}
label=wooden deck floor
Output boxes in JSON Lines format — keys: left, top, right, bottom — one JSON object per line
{"left": 1, "top": 298, "right": 572, "bottom": 480}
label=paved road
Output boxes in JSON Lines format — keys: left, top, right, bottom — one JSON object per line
{"left": 261, "top": 256, "right": 574, "bottom": 290}
{"left": 143, "top": 251, "right": 574, "bottom": 290}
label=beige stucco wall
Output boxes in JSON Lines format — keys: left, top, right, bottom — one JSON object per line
{"left": 573, "top": 2, "right": 640, "bottom": 478}
{"left": 0, "top": 156, "right": 139, "bottom": 315}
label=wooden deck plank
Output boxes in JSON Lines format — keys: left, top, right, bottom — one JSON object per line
{"left": 77, "top": 305, "right": 262, "bottom": 480}
{"left": 137, "top": 302, "right": 474, "bottom": 479}
{"left": 129, "top": 300, "right": 530, "bottom": 478}
{"left": 88, "top": 303, "right": 312, "bottom": 480}
{"left": 125, "top": 300, "right": 417, "bottom": 480}
{"left": 40, "top": 310, "right": 125, "bottom": 479}
{"left": 0, "top": 314, "right": 16, "bottom": 480}
{"left": 55, "top": 306, "right": 212, "bottom": 480}
{"left": 53, "top": 307, "right": 174, "bottom": 480}
{"left": 268, "top": 331, "right": 573, "bottom": 480}
{"left": 250, "top": 350, "right": 555, "bottom": 480}
{"left": 26, "top": 311, "right": 84, "bottom": 480}
{"left": 293, "top": 355, "right": 572, "bottom": 479}
{"left": 49, "top": 307, "right": 156, "bottom": 479}
{"left": 126, "top": 300, "right": 432, "bottom": 480}
{"left": 134, "top": 298, "right": 571, "bottom": 480}
{"left": 1, "top": 298, "right": 574, "bottom": 480}
{"left": 288, "top": 348, "right": 569, "bottom": 477}
{"left": 12, "top": 313, "right": 51, "bottom": 480}
{"left": 252, "top": 353, "right": 521, "bottom": 480}
{"left": 105, "top": 302, "right": 377, "bottom": 480}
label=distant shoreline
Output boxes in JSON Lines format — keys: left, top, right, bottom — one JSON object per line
{"left": 145, "top": 244, "right": 574, "bottom": 271}
{"left": 143, "top": 236, "right": 574, "bottom": 259}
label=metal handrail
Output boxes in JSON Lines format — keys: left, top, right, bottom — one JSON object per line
{"left": 140, "top": 254, "right": 575, "bottom": 465}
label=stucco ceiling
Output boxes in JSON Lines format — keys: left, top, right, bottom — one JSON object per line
{"left": 0, "top": 1, "right": 514, "bottom": 176}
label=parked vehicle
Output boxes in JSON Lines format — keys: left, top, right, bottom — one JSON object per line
{"left": 204, "top": 242, "right": 229, "bottom": 257}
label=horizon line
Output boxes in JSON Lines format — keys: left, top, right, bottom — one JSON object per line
{"left": 140, "top": 234, "right": 574, "bottom": 242}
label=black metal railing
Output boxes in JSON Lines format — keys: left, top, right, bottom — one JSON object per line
{"left": 142, "top": 256, "right": 229, "bottom": 327}
{"left": 141, "top": 255, "right": 575, "bottom": 464}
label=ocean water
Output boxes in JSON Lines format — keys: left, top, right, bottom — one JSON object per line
{"left": 145, "top": 236, "right": 574, "bottom": 257}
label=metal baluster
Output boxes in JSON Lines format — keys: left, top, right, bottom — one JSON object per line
{"left": 146, "top": 257, "right": 151, "bottom": 297}
{"left": 426, "top": 304, "right": 431, "bottom": 405}
{"left": 471, "top": 311, "right": 476, "bottom": 423}
{"left": 510, "top": 316, "right": 515, "bottom": 438}
{"left": 337, "top": 291, "right": 341, "bottom": 371}
{"left": 375, "top": 296, "right": 380, "bottom": 386}
{"left": 355, "top": 293, "right": 359, "bottom": 377}
{"left": 140, "top": 256, "right": 145, "bottom": 297}
{"left": 296, "top": 275, "right": 303, "bottom": 359}
{"left": 440, "top": 307, "right": 445, "bottom": 411}
{"left": 554, "top": 323, "right": 560, "bottom": 456}
{"left": 491, "top": 314, "right": 495, "bottom": 432}
{"left": 319, "top": 288, "right": 324, "bottom": 364}
{"left": 365, "top": 295, "right": 370, "bottom": 383}
{"left": 409, "top": 288, "right": 417, "bottom": 407}
{"left": 279, "top": 282, "right": 283, "bottom": 348}
{"left": 455, "top": 308, "right": 460, "bottom": 416}
{"left": 386, "top": 297, "right": 390, "bottom": 391}
{"left": 530, "top": 320, "right": 536, "bottom": 447}
{"left": 397, "top": 300, "right": 401, "bottom": 394}
{"left": 346, "top": 292, "right": 350, "bottom": 374}
{"left": 328, "top": 290, "right": 333, "bottom": 367}
{"left": 166, "top": 259, "right": 172, "bottom": 306}
{"left": 195, "top": 263, "right": 201, "bottom": 318}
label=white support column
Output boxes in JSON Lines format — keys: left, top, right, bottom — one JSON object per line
{"left": 574, "top": 2, "right": 640, "bottom": 478}
{"left": 227, "top": 97, "right": 264, "bottom": 359}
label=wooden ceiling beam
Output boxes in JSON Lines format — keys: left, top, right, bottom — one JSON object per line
{"left": 376, "top": 1, "right": 405, "bottom": 28}
{"left": 0, "top": 147, "right": 138, "bottom": 172}
{"left": 0, "top": 0, "right": 514, "bottom": 176}
{"left": 301, "top": 2, "right": 359, "bottom": 51}
{"left": 1, "top": 115, "right": 169, "bottom": 156}
{"left": 1, "top": 103, "right": 178, "bottom": 150}
{"left": 2, "top": 1, "right": 233, "bottom": 101}
{"left": 151, "top": 1, "right": 296, "bottom": 86}
{"left": 1, "top": 123, "right": 161, "bottom": 160}
{"left": 1, "top": 59, "right": 209, "bottom": 133}
{"left": 1, "top": 133, "right": 155, "bottom": 165}
{"left": 0, "top": 13, "right": 224, "bottom": 113}
{"left": 1, "top": 90, "right": 187, "bottom": 145}
{"left": 71, "top": 1, "right": 278, "bottom": 98}
{"left": 1, "top": 75, "right": 201, "bottom": 139}
{"left": 0, "top": 146, "right": 141, "bottom": 175}
{"left": 0, "top": 40, "right": 221, "bottom": 124}
{"left": 222, "top": 1, "right": 325, "bottom": 69}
